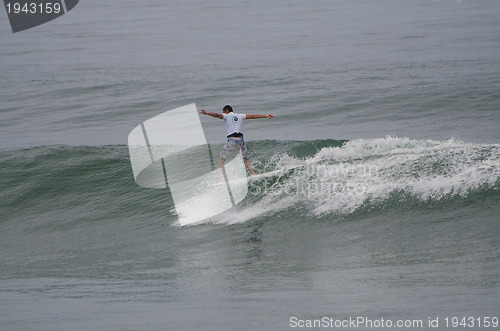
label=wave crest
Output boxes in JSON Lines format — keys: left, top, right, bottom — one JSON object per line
{"left": 218, "top": 137, "right": 499, "bottom": 224}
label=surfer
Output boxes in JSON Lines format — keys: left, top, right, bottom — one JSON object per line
{"left": 200, "top": 105, "right": 275, "bottom": 176}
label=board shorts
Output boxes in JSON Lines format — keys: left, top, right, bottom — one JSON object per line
{"left": 220, "top": 137, "right": 248, "bottom": 160}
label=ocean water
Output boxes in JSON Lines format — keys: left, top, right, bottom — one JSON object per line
{"left": 1, "top": 0, "right": 499, "bottom": 330}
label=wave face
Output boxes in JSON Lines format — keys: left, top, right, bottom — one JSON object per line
{"left": 1, "top": 137, "right": 498, "bottom": 228}
{"left": 0, "top": 145, "right": 169, "bottom": 232}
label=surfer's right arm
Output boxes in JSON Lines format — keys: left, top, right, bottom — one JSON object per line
{"left": 200, "top": 109, "right": 223, "bottom": 119}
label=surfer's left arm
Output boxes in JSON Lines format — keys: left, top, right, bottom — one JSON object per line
{"left": 246, "top": 114, "right": 275, "bottom": 119}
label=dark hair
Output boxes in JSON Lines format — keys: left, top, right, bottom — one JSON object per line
{"left": 223, "top": 105, "right": 233, "bottom": 113}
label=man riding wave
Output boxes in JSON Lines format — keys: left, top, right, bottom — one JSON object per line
{"left": 200, "top": 105, "right": 275, "bottom": 175}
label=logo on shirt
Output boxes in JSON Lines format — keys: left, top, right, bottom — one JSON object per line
{"left": 232, "top": 116, "right": 238, "bottom": 122}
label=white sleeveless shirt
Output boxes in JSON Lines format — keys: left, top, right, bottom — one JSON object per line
{"left": 223, "top": 113, "right": 246, "bottom": 137}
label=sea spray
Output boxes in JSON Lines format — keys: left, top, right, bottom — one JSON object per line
{"left": 242, "top": 137, "right": 500, "bottom": 219}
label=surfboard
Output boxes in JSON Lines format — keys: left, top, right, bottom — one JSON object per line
{"left": 248, "top": 165, "right": 301, "bottom": 181}
{"left": 213, "top": 164, "right": 303, "bottom": 186}
{"left": 248, "top": 164, "right": 305, "bottom": 182}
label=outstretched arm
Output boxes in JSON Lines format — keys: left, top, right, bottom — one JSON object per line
{"left": 200, "top": 109, "right": 223, "bottom": 119}
{"left": 246, "top": 114, "right": 275, "bottom": 119}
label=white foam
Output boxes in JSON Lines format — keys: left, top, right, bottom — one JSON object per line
{"left": 216, "top": 137, "right": 500, "bottom": 224}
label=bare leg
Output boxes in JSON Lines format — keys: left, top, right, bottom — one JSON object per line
{"left": 220, "top": 157, "right": 226, "bottom": 181}
{"left": 221, "top": 155, "right": 258, "bottom": 176}
{"left": 244, "top": 158, "right": 258, "bottom": 176}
